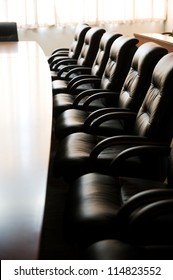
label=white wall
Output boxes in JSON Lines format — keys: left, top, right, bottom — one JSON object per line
{"left": 18, "top": 1, "right": 173, "bottom": 56}
{"left": 18, "top": 26, "right": 75, "bottom": 56}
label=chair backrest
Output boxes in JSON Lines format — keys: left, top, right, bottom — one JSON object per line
{"left": 118, "top": 42, "right": 168, "bottom": 112}
{"left": 134, "top": 52, "right": 173, "bottom": 143}
{"left": 90, "top": 32, "right": 122, "bottom": 78}
{"left": 77, "top": 27, "right": 105, "bottom": 67}
{"left": 0, "top": 22, "right": 18, "bottom": 41}
{"left": 99, "top": 36, "right": 138, "bottom": 106}
{"left": 68, "top": 23, "right": 91, "bottom": 59}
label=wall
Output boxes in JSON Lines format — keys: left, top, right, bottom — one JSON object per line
{"left": 18, "top": 26, "right": 75, "bottom": 56}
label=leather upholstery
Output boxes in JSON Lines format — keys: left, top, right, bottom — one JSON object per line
{"left": 0, "top": 22, "right": 18, "bottom": 41}
{"left": 84, "top": 239, "right": 141, "bottom": 260}
{"left": 54, "top": 42, "right": 167, "bottom": 139}
{"left": 52, "top": 53, "right": 173, "bottom": 182}
{"left": 52, "top": 27, "right": 106, "bottom": 94}
{"left": 53, "top": 32, "right": 122, "bottom": 117}
{"left": 84, "top": 239, "right": 173, "bottom": 260}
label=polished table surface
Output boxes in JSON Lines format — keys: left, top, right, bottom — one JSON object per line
{"left": 0, "top": 41, "right": 52, "bottom": 259}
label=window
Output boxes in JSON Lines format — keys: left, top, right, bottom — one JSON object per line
{"left": 0, "top": 0, "right": 167, "bottom": 29}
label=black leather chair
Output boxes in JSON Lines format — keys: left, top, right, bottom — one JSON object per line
{"left": 48, "top": 24, "right": 90, "bottom": 71}
{"left": 0, "top": 22, "right": 18, "bottom": 41}
{"left": 54, "top": 42, "right": 167, "bottom": 139}
{"left": 162, "top": 31, "right": 173, "bottom": 37}
{"left": 52, "top": 53, "right": 173, "bottom": 183}
{"left": 52, "top": 27, "right": 106, "bottom": 95}
{"left": 63, "top": 146, "right": 173, "bottom": 253}
{"left": 53, "top": 31, "right": 122, "bottom": 118}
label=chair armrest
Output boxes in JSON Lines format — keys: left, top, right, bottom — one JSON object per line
{"left": 73, "top": 89, "right": 113, "bottom": 107}
{"left": 53, "top": 51, "right": 69, "bottom": 56}
{"left": 90, "top": 111, "right": 137, "bottom": 130}
{"left": 110, "top": 145, "right": 171, "bottom": 174}
{"left": 117, "top": 188, "right": 173, "bottom": 224}
{"left": 129, "top": 199, "right": 173, "bottom": 225}
{"left": 48, "top": 52, "right": 69, "bottom": 64}
{"left": 55, "top": 58, "right": 78, "bottom": 72}
{"left": 67, "top": 73, "right": 97, "bottom": 92}
{"left": 61, "top": 66, "right": 89, "bottom": 80}
{"left": 84, "top": 108, "right": 133, "bottom": 130}
{"left": 83, "top": 91, "right": 120, "bottom": 110}
{"left": 67, "top": 78, "right": 101, "bottom": 96}
{"left": 90, "top": 135, "right": 166, "bottom": 160}
{"left": 116, "top": 188, "right": 173, "bottom": 240}
{"left": 64, "top": 66, "right": 92, "bottom": 80}
{"left": 56, "top": 62, "right": 80, "bottom": 78}
{"left": 50, "top": 57, "right": 76, "bottom": 70}
{"left": 162, "top": 32, "right": 173, "bottom": 36}
{"left": 51, "top": 47, "right": 69, "bottom": 55}
{"left": 127, "top": 199, "right": 173, "bottom": 244}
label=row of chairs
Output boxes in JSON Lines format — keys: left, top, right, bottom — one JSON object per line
{"left": 48, "top": 24, "right": 173, "bottom": 259}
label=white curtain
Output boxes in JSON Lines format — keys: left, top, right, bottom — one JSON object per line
{"left": 0, "top": 0, "right": 167, "bottom": 29}
{"left": 0, "top": 0, "right": 55, "bottom": 28}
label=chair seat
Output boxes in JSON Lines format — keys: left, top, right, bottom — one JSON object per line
{"left": 52, "top": 79, "right": 68, "bottom": 94}
{"left": 53, "top": 94, "right": 76, "bottom": 116}
{"left": 53, "top": 87, "right": 101, "bottom": 118}
{"left": 53, "top": 132, "right": 119, "bottom": 179}
{"left": 84, "top": 239, "right": 173, "bottom": 260}
{"left": 52, "top": 75, "right": 100, "bottom": 96}
{"left": 64, "top": 173, "right": 167, "bottom": 246}
{"left": 53, "top": 132, "right": 167, "bottom": 182}
{"left": 54, "top": 109, "right": 125, "bottom": 139}
{"left": 84, "top": 239, "right": 141, "bottom": 260}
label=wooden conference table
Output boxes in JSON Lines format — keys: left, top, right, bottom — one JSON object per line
{"left": 134, "top": 33, "right": 173, "bottom": 53}
{"left": 0, "top": 41, "right": 52, "bottom": 259}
